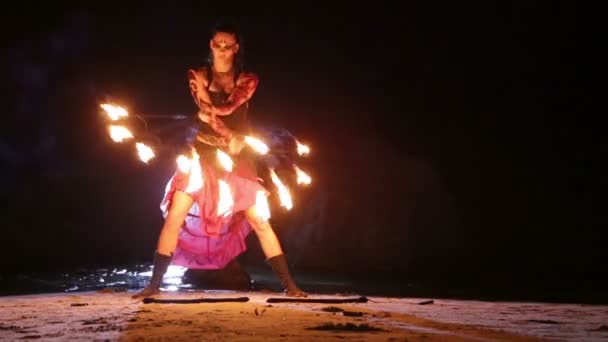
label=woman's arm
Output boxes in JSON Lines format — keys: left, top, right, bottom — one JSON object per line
{"left": 208, "top": 72, "right": 259, "bottom": 116}
{"left": 187, "top": 67, "right": 213, "bottom": 110}
{"left": 188, "top": 67, "right": 231, "bottom": 134}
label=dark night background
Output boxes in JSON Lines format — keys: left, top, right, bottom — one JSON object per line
{"left": 4, "top": 2, "right": 605, "bottom": 301}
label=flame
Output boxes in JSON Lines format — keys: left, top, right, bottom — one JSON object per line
{"left": 296, "top": 140, "right": 310, "bottom": 156}
{"left": 216, "top": 149, "right": 233, "bottom": 172}
{"left": 100, "top": 103, "right": 128, "bottom": 121}
{"left": 108, "top": 125, "right": 133, "bottom": 142}
{"left": 255, "top": 191, "right": 271, "bottom": 220}
{"left": 244, "top": 136, "right": 269, "bottom": 155}
{"left": 184, "top": 149, "right": 203, "bottom": 193}
{"left": 136, "top": 142, "right": 155, "bottom": 163}
{"left": 294, "top": 165, "right": 312, "bottom": 185}
{"left": 269, "top": 169, "right": 293, "bottom": 210}
{"left": 176, "top": 155, "right": 191, "bottom": 174}
{"left": 217, "top": 180, "right": 234, "bottom": 217}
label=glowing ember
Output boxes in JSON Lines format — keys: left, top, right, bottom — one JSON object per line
{"left": 244, "top": 136, "right": 269, "bottom": 155}
{"left": 136, "top": 142, "right": 155, "bottom": 163}
{"left": 184, "top": 149, "right": 203, "bottom": 193}
{"left": 216, "top": 149, "right": 233, "bottom": 172}
{"left": 269, "top": 169, "right": 293, "bottom": 210}
{"left": 108, "top": 125, "right": 133, "bottom": 142}
{"left": 296, "top": 140, "right": 310, "bottom": 156}
{"left": 100, "top": 103, "right": 128, "bottom": 121}
{"left": 294, "top": 165, "right": 312, "bottom": 185}
{"left": 217, "top": 180, "right": 234, "bottom": 217}
{"left": 255, "top": 190, "right": 271, "bottom": 220}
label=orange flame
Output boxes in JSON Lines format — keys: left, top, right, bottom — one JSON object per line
{"left": 100, "top": 103, "right": 128, "bottom": 121}
{"left": 108, "top": 125, "right": 133, "bottom": 142}
{"left": 136, "top": 142, "right": 155, "bottom": 163}
{"left": 294, "top": 165, "right": 312, "bottom": 185}
{"left": 216, "top": 149, "right": 233, "bottom": 172}
{"left": 244, "top": 136, "right": 269, "bottom": 155}
{"left": 217, "top": 180, "right": 234, "bottom": 217}
{"left": 176, "top": 149, "right": 203, "bottom": 193}
{"left": 255, "top": 191, "right": 271, "bottom": 220}
{"left": 269, "top": 169, "right": 293, "bottom": 210}
{"left": 296, "top": 140, "right": 310, "bottom": 156}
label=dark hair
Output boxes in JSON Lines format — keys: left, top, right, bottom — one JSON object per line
{"left": 206, "top": 17, "right": 245, "bottom": 74}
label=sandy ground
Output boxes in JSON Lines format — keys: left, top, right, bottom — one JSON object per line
{"left": 1, "top": 290, "right": 607, "bottom": 341}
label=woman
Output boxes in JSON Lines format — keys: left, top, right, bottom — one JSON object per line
{"left": 133, "top": 19, "right": 307, "bottom": 298}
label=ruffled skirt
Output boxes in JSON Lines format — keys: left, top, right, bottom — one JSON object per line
{"left": 159, "top": 151, "right": 267, "bottom": 269}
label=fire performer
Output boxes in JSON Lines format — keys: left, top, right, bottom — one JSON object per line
{"left": 133, "top": 19, "right": 307, "bottom": 298}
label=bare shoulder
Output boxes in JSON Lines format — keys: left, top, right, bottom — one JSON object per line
{"left": 237, "top": 71, "right": 259, "bottom": 85}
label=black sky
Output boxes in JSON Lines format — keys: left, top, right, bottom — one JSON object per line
{"left": 6, "top": 2, "right": 605, "bottom": 292}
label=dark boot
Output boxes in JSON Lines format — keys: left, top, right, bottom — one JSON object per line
{"left": 267, "top": 254, "right": 307, "bottom": 297}
{"left": 132, "top": 251, "right": 172, "bottom": 298}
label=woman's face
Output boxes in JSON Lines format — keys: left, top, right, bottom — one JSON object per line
{"left": 210, "top": 32, "right": 239, "bottom": 63}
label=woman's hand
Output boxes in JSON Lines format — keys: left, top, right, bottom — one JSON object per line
{"left": 198, "top": 111, "right": 212, "bottom": 123}
{"left": 210, "top": 118, "right": 234, "bottom": 139}
{"left": 199, "top": 111, "right": 234, "bottom": 139}
{"left": 201, "top": 102, "right": 222, "bottom": 116}
{"left": 228, "top": 135, "right": 246, "bottom": 155}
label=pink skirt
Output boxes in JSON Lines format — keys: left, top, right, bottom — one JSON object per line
{"left": 160, "top": 152, "right": 267, "bottom": 269}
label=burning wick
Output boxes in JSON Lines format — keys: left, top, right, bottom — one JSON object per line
{"left": 136, "top": 142, "right": 155, "bottom": 163}
{"left": 269, "top": 169, "right": 293, "bottom": 210}
{"left": 244, "top": 136, "right": 269, "bottom": 155}
{"left": 108, "top": 125, "right": 133, "bottom": 142}
{"left": 100, "top": 103, "right": 128, "bottom": 121}
{"left": 294, "top": 165, "right": 312, "bottom": 185}
{"left": 296, "top": 140, "right": 310, "bottom": 156}
{"left": 217, "top": 180, "right": 234, "bottom": 217}
{"left": 176, "top": 149, "right": 203, "bottom": 193}
{"left": 176, "top": 155, "right": 192, "bottom": 174}
{"left": 216, "top": 149, "right": 234, "bottom": 172}
{"left": 255, "top": 191, "right": 271, "bottom": 220}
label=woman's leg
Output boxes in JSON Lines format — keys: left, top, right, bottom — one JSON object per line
{"left": 245, "top": 205, "right": 307, "bottom": 297}
{"left": 132, "top": 191, "right": 194, "bottom": 298}
{"left": 244, "top": 205, "right": 283, "bottom": 258}
{"left": 157, "top": 191, "right": 195, "bottom": 255}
